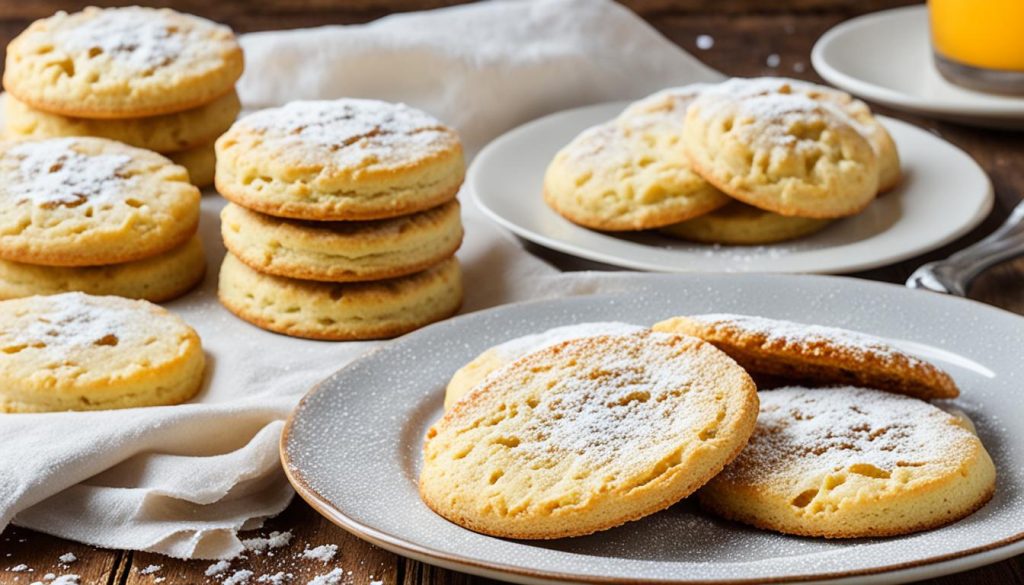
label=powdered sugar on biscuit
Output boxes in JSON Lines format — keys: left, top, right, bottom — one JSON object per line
{"left": 59, "top": 8, "right": 200, "bottom": 73}
{"left": 7, "top": 139, "right": 131, "bottom": 209}
{"left": 723, "top": 386, "right": 975, "bottom": 484}
{"left": 238, "top": 100, "right": 454, "bottom": 169}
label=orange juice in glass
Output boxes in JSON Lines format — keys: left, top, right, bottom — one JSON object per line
{"left": 929, "top": 0, "right": 1024, "bottom": 94}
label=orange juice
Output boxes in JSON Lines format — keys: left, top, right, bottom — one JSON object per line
{"left": 929, "top": 0, "right": 1024, "bottom": 71}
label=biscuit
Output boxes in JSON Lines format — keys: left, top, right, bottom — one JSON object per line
{"left": 0, "top": 137, "right": 200, "bottom": 266}
{"left": 544, "top": 89, "right": 729, "bottom": 231}
{"left": 699, "top": 386, "right": 996, "bottom": 538}
{"left": 653, "top": 314, "right": 959, "bottom": 399}
{"left": 660, "top": 200, "right": 831, "bottom": 245}
{"left": 222, "top": 200, "right": 462, "bottom": 283}
{"left": 218, "top": 253, "right": 462, "bottom": 340}
{"left": 683, "top": 89, "right": 878, "bottom": 218}
{"left": 444, "top": 322, "right": 644, "bottom": 410}
{"left": 0, "top": 235, "right": 204, "bottom": 302}
{"left": 0, "top": 292, "right": 205, "bottom": 412}
{"left": 168, "top": 139, "right": 215, "bottom": 188}
{"left": 703, "top": 78, "right": 900, "bottom": 193}
{"left": 215, "top": 99, "right": 465, "bottom": 221}
{"left": 420, "top": 331, "right": 759, "bottom": 539}
{"left": 3, "top": 6, "right": 243, "bottom": 119}
{"left": 3, "top": 90, "right": 240, "bottom": 153}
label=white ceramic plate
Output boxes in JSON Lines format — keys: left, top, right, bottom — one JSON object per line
{"left": 468, "top": 101, "right": 992, "bottom": 274}
{"left": 282, "top": 274, "right": 1024, "bottom": 584}
{"left": 812, "top": 6, "right": 1024, "bottom": 129}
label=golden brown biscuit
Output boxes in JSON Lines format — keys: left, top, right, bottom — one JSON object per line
{"left": 0, "top": 235, "right": 204, "bottom": 302}
{"left": 4, "top": 6, "right": 243, "bottom": 118}
{"left": 215, "top": 99, "right": 465, "bottom": 221}
{"left": 420, "top": 331, "right": 759, "bottom": 539}
{"left": 653, "top": 314, "right": 959, "bottom": 399}
{"left": 0, "top": 137, "right": 200, "bottom": 267}
{"left": 0, "top": 292, "right": 205, "bottom": 412}
{"left": 221, "top": 200, "right": 463, "bottom": 283}
{"left": 660, "top": 200, "right": 831, "bottom": 245}
{"left": 218, "top": 253, "right": 462, "bottom": 340}
{"left": 683, "top": 88, "right": 878, "bottom": 218}
{"left": 167, "top": 139, "right": 215, "bottom": 188}
{"left": 699, "top": 386, "right": 996, "bottom": 538}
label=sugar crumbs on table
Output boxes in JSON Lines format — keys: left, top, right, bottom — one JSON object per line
{"left": 43, "top": 574, "right": 56, "bottom": 581}
{"left": 139, "top": 565, "right": 161, "bottom": 575}
{"left": 306, "top": 568, "right": 344, "bottom": 585}
{"left": 696, "top": 34, "right": 714, "bottom": 50}
{"left": 241, "top": 531, "right": 293, "bottom": 554}
{"left": 223, "top": 569, "right": 254, "bottom": 585}
{"left": 792, "top": 62, "right": 806, "bottom": 73}
{"left": 9, "top": 565, "right": 32, "bottom": 572}
{"left": 57, "top": 553, "right": 76, "bottom": 566}
{"left": 50, "top": 576, "right": 79, "bottom": 585}
{"left": 256, "top": 572, "right": 293, "bottom": 584}
{"left": 301, "top": 544, "right": 337, "bottom": 563}
{"left": 766, "top": 53, "right": 781, "bottom": 68}
{"left": 206, "top": 560, "right": 232, "bottom": 577}
{"left": 154, "top": 579, "right": 165, "bottom": 584}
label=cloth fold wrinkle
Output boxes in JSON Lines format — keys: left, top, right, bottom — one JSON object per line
{"left": 0, "top": 0, "right": 721, "bottom": 559}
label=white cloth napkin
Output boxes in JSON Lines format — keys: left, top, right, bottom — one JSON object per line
{"left": 0, "top": 0, "right": 721, "bottom": 559}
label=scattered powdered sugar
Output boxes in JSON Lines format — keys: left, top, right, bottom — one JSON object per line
{"left": 306, "top": 568, "right": 344, "bottom": 585}
{"left": 43, "top": 573, "right": 57, "bottom": 580}
{"left": 9, "top": 564, "right": 31, "bottom": 572}
{"left": 57, "top": 553, "right": 76, "bottom": 566}
{"left": 60, "top": 8, "right": 190, "bottom": 73}
{"left": 9, "top": 292, "right": 137, "bottom": 355}
{"left": 138, "top": 565, "right": 161, "bottom": 575}
{"left": 490, "top": 322, "right": 644, "bottom": 363}
{"left": 240, "top": 99, "right": 451, "bottom": 168}
{"left": 688, "top": 313, "right": 922, "bottom": 366}
{"left": 49, "top": 576, "right": 79, "bottom": 585}
{"left": 256, "top": 572, "right": 293, "bottom": 584}
{"left": 766, "top": 53, "right": 781, "bottom": 68}
{"left": 300, "top": 545, "right": 337, "bottom": 563}
{"left": 223, "top": 569, "right": 254, "bottom": 585}
{"left": 695, "top": 34, "right": 714, "bottom": 50}
{"left": 725, "top": 386, "right": 972, "bottom": 484}
{"left": 7, "top": 139, "right": 132, "bottom": 209}
{"left": 206, "top": 560, "right": 232, "bottom": 577}
{"left": 241, "top": 530, "right": 293, "bottom": 554}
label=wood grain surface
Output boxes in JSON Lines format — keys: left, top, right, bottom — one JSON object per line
{"left": 0, "top": 1, "right": 1021, "bottom": 584}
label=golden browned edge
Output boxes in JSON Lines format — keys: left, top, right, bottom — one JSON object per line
{"left": 698, "top": 483, "right": 996, "bottom": 540}
{"left": 415, "top": 335, "right": 760, "bottom": 540}
{"left": 659, "top": 216, "right": 831, "bottom": 246}
{"left": 279, "top": 345, "right": 1023, "bottom": 585}
{"left": 0, "top": 215, "right": 199, "bottom": 267}
{"left": 541, "top": 185, "right": 729, "bottom": 232}
{"left": 218, "top": 285, "right": 463, "bottom": 342}
{"left": 147, "top": 262, "right": 207, "bottom": 303}
{"left": 223, "top": 229, "right": 463, "bottom": 283}
{"left": 3, "top": 59, "right": 244, "bottom": 120}
{"left": 684, "top": 147, "right": 877, "bottom": 220}
{"left": 216, "top": 180, "right": 462, "bottom": 222}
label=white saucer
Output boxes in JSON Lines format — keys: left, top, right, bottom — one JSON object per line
{"left": 812, "top": 5, "right": 1024, "bottom": 128}
{"left": 469, "top": 101, "right": 993, "bottom": 274}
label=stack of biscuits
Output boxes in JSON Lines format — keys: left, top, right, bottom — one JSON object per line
{"left": 0, "top": 137, "right": 204, "bottom": 301}
{"left": 214, "top": 99, "right": 465, "bottom": 341}
{"left": 543, "top": 77, "right": 901, "bottom": 245}
{"left": 422, "top": 314, "right": 996, "bottom": 541}
{"left": 1, "top": 6, "right": 244, "bottom": 188}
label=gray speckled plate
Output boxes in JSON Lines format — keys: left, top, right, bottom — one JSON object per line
{"left": 282, "top": 274, "right": 1024, "bottom": 584}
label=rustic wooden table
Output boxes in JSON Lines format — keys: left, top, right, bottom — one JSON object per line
{"left": 2, "top": 1, "right": 1022, "bottom": 584}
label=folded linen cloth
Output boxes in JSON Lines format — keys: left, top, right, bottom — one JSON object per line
{"left": 0, "top": 0, "right": 721, "bottom": 559}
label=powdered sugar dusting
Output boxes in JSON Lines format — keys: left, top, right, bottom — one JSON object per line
{"left": 688, "top": 313, "right": 921, "bottom": 365}
{"left": 724, "top": 386, "right": 975, "bottom": 485}
{"left": 306, "top": 568, "right": 344, "bottom": 585}
{"left": 239, "top": 99, "right": 452, "bottom": 169}
{"left": 8, "top": 292, "right": 139, "bottom": 357}
{"left": 300, "top": 544, "right": 337, "bottom": 563}
{"left": 60, "top": 8, "right": 194, "bottom": 73}
{"left": 7, "top": 139, "right": 131, "bottom": 209}
{"left": 490, "top": 322, "right": 644, "bottom": 363}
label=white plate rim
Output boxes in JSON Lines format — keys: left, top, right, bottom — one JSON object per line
{"left": 468, "top": 102, "right": 993, "bottom": 274}
{"left": 282, "top": 273, "right": 1024, "bottom": 585}
{"left": 811, "top": 5, "right": 1024, "bottom": 120}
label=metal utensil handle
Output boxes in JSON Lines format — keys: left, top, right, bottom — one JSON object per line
{"left": 907, "top": 200, "right": 1024, "bottom": 295}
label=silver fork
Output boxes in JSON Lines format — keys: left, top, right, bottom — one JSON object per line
{"left": 907, "top": 200, "right": 1024, "bottom": 295}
